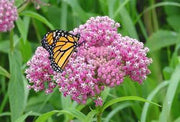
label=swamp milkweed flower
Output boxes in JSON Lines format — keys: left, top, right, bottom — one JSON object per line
{"left": 25, "top": 16, "right": 152, "bottom": 106}
{"left": 0, "top": 0, "right": 18, "bottom": 32}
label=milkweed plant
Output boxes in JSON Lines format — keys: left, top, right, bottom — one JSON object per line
{"left": 25, "top": 16, "right": 152, "bottom": 106}
{"left": 1, "top": 0, "right": 167, "bottom": 122}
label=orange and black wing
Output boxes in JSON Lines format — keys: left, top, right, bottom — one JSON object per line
{"left": 48, "top": 32, "right": 80, "bottom": 72}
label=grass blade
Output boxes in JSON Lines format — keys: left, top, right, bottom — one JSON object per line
{"left": 101, "top": 96, "right": 161, "bottom": 112}
{"left": 141, "top": 81, "right": 169, "bottom": 122}
{"left": 20, "top": 11, "right": 54, "bottom": 30}
{"left": 104, "top": 102, "right": 132, "bottom": 122}
{"left": 0, "top": 66, "right": 10, "bottom": 78}
{"left": 36, "top": 109, "right": 86, "bottom": 122}
{"left": 159, "top": 65, "right": 180, "bottom": 122}
{"left": 85, "top": 110, "right": 97, "bottom": 122}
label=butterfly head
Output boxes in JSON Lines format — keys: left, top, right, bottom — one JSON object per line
{"left": 75, "top": 33, "right": 80, "bottom": 40}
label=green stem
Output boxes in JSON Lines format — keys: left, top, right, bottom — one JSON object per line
{"left": 9, "top": 30, "right": 14, "bottom": 52}
{"left": 97, "top": 107, "right": 102, "bottom": 122}
{"left": 97, "top": 112, "right": 102, "bottom": 122}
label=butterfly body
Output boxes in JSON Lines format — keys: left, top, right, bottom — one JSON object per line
{"left": 41, "top": 30, "right": 80, "bottom": 72}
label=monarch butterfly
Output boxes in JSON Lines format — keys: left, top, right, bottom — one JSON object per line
{"left": 41, "top": 30, "right": 81, "bottom": 72}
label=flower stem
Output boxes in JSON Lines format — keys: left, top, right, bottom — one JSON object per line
{"left": 97, "top": 106, "right": 102, "bottom": 122}
{"left": 97, "top": 112, "right": 102, "bottom": 122}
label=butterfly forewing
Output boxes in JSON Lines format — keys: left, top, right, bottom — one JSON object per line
{"left": 41, "top": 30, "right": 80, "bottom": 72}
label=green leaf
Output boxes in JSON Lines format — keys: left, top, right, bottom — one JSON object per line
{"left": 85, "top": 110, "right": 97, "bottom": 122}
{"left": 0, "top": 40, "right": 10, "bottom": 53}
{"left": 15, "top": 0, "right": 24, "bottom": 6}
{"left": 36, "top": 109, "right": 86, "bottom": 122}
{"left": 15, "top": 111, "right": 40, "bottom": 122}
{"left": 159, "top": 65, "right": 180, "bottom": 122}
{"left": 65, "top": 0, "right": 96, "bottom": 22}
{"left": 16, "top": 16, "right": 30, "bottom": 43}
{"left": 19, "top": 38, "right": 32, "bottom": 63}
{"left": 174, "top": 116, "right": 180, "bottom": 122}
{"left": 47, "top": 6, "right": 62, "bottom": 29}
{"left": 118, "top": 7, "right": 138, "bottom": 39}
{"left": 141, "top": 81, "right": 169, "bottom": 122}
{"left": 163, "top": 67, "right": 174, "bottom": 80}
{"left": 101, "top": 87, "right": 110, "bottom": 103}
{"left": 16, "top": 18, "right": 26, "bottom": 42}
{"left": 104, "top": 102, "right": 132, "bottom": 122}
{"left": 113, "top": 0, "right": 130, "bottom": 18}
{"left": 35, "top": 110, "right": 59, "bottom": 122}
{"left": 8, "top": 50, "right": 27, "bottom": 122}
{"left": 101, "top": 96, "right": 161, "bottom": 112}
{"left": 146, "top": 30, "right": 179, "bottom": 51}
{"left": 20, "top": 11, "right": 55, "bottom": 30}
{"left": 0, "top": 112, "right": 11, "bottom": 117}
{"left": 0, "top": 66, "right": 10, "bottom": 78}
{"left": 167, "top": 15, "right": 180, "bottom": 32}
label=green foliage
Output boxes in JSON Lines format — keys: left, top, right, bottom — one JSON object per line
{"left": 0, "top": 0, "right": 180, "bottom": 122}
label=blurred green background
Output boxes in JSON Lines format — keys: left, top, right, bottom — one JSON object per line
{"left": 0, "top": 0, "right": 180, "bottom": 122}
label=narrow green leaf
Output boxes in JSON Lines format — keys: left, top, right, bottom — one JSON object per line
{"left": 36, "top": 109, "right": 86, "bottom": 122}
{"left": 16, "top": 17, "right": 27, "bottom": 42}
{"left": 101, "top": 87, "right": 110, "bottom": 103}
{"left": 85, "top": 110, "right": 97, "bottom": 122}
{"left": 167, "top": 15, "right": 180, "bottom": 32}
{"left": 15, "top": 111, "right": 32, "bottom": 122}
{"left": 107, "top": 0, "right": 116, "bottom": 18}
{"left": 118, "top": 7, "right": 138, "bottom": 39}
{"left": 141, "top": 81, "right": 169, "bottom": 122}
{"left": 104, "top": 102, "right": 132, "bottom": 122}
{"left": 35, "top": 110, "right": 59, "bottom": 122}
{"left": 0, "top": 112, "right": 11, "bottom": 117}
{"left": 0, "top": 66, "right": 10, "bottom": 78}
{"left": 65, "top": 0, "right": 96, "bottom": 22}
{"left": 19, "top": 38, "right": 32, "bottom": 63}
{"left": 146, "top": 30, "right": 179, "bottom": 51}
{"left": 60, "top": 1, "right": 68, "bottom": 29}
{"left": 159, "top": 65, "right": 180, "bottom": 122}
{"left": 15, "top": 111, "right": 40, "bottom": 122}
{"left": 101, "top": 96, "right": 161, "bottom": 112}
{"left": 8, "top": 51, "right": 27, "bottom": 122}
{"left": 113, "top": 0, "right": 129, "bottom": 18}
{"left": 20, "top": 11, "right": 54, "bottom": 30}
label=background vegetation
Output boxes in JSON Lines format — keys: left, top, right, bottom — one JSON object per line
{"left": 0, "top": 0, "right": 180, "bottom": 122}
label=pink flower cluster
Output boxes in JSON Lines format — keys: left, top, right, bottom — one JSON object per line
{"left": 26, "top": 16, "right": 152, "bottom": 106}
{"left": 25, "top": 47, "right": 56, "bottom": 94}
{"left": 0, "top": 0, "right": 18, "bottom": 32}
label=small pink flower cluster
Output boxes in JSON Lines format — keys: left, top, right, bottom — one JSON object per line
{"left": 112, "top": 36, "right": 152, "bottom": 83}
{"left": 0, "top": 0, "right": 18, "bottom": 32}
{"left": 25, "top": 47, "right": 56, "bottom": 94}
{"left": 26, "top": 16, "right": 152, "bottom": 106}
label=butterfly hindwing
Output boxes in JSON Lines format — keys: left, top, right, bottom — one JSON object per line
{"left": 41, "top": 30, "right": 80, "bottom": 72}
